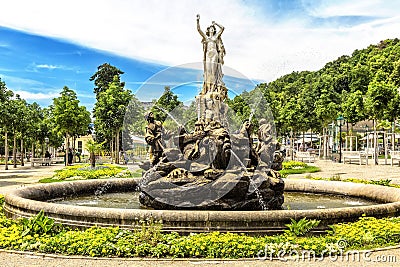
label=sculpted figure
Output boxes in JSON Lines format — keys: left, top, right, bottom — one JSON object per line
{"left": 196, "top": 14, "right": 226, "bottom": 96}
{"left": 144, "top": 111, "right": 166, "bottom": 166}
{"left": 257, "top": 119, "right": 274, "bottom": 165}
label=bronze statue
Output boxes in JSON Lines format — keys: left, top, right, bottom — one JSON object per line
{"left": 144, "top": 111, "right": 165, "bottom": 166}
{"left": 196, "top": 14, "right": 226, "bottom": 96}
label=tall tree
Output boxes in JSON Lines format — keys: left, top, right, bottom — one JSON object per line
{"left": 364, "top": 79, "right": 398, "bottom": 164}
{"left": 0, "top": 78, "right": 13, "bottom": 170}
{"left": 314, "top": 74, "right": 340, "bottom": 159}
{"left": 26, "top": 102, "right": 44, "bottom": 162}
{"left": 10, "top": 95, "right": 30, "bottom": 167}
{"left": 94, "top": 76, "right": 132, "bottom": 164}
{"left": 52, "top": 86, "right": 91, "bottom": 166}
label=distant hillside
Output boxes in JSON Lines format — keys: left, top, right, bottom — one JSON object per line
{"left": 228, "top": 38, "right": 400, "bottom": 135}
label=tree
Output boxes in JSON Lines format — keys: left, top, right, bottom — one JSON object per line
{"left": 314, "top": 74, "right": 340, "bottom": 159}
{"left": 342, "top": 90, "right": 366, "bottom": 127}
{"left": 91, "top": 63, "right": 126, "bottom": 160}
{"left": 52, "top": 86, "right": 91, "bottom": 166}
{"left": 151, "top": 86, "right": 182, "bottom": 122}
{"left": 10, "top": 95, "right": 30, "bottom": 168}
{"left": 90, "top": 63, "right": 124, "bottom": 97}
{"left": 0, "top": 78, "right": 13, "bottom": 170}
{"left": 123, "top": 94, "right": 145, "bottom": 136}
{"left": 85, "top": 139, "right": 103, "bottom": 168}
{"left": 93, "top": 76, "right": 132, "bottom": 164}
{"left": 365, "top": 79, "right": 398, "bottom": 164}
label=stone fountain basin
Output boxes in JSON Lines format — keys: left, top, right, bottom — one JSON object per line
{"left": 4, "top": 178, "right": 400, "bottom": 234}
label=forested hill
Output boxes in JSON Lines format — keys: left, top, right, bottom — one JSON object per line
{"left": 229, "top": 38, "right": 400, "bottom": 136}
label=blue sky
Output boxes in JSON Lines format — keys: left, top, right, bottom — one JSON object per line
{"left": 0, "top": 0, "right": 399, "bottom": 111}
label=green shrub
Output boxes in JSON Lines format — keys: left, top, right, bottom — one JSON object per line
{"left": 284, "top": 217, "right": 320, "bottom": 236}
{"left": 282, "top": 161, "right": 307, "bottom": 170}
{"left": 19, "top": 210, "right": 62, "bottom": 237}
{"left": 40, "top": 164, "right": 131, "bottom": 182}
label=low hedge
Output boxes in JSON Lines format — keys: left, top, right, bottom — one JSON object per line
{"left": 39, "top": 164, "right": 142, "bottom": 183}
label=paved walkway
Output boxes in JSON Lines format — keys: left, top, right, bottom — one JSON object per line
{"left": 290, "top": 159, "right": 400, "bottom": 182}
{"left": 1, "top": 161, "right": 400, "bottom": 266}
{"left": 0, "top": 164, "right": 65, "bottom": 194}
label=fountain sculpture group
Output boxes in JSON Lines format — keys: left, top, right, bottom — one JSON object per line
{"left": 139, "top": 15, "right": 285, "bottom": 210}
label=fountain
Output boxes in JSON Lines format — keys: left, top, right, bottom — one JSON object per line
{"left": 4, "top": 15, "right": 400, "bottom": 234}
{"left": 138, "top": 14, "right": 284, "bottom": 211}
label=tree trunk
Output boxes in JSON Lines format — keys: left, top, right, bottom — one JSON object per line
{"left": 110, "top": 132, "right": 114, "bottom": 164}
{"left": 290, "top": 130, "right": 294, "bottom": 160}
{"left": 31, "top": 141, "right": 34, "bottom": 167}
{"left": 13, "top": 134, "right": 17, "bottom": 168}
{"left": 21, "top": 138, "right": 24, "bottom": 166}
{"left": 5, "top": 131, "right": 9, "bottom": 170}
{"left": 393, "top": 119, "right": 396, "bottom": 152}
{"left": 323, "top": 127, "right": 327, "bottom": 160}
{"left": 384, "top": 130, "right": 388, "bottom": 165}
{"left": 115, "top": 129, "right": 120, "bottom": 164}
{"left": 90, "top": 152, "right": 96, "bottom": 168}
{"left": 72, "top": 136, "right": 76, "bottom": 163}
{"left": 373, "top": 120, "right": 378, "bottom": 165}
{"left": 65, "top": 133, "right": 69, "bottom": 166}
{"left": 32, "top": 139, "right": 36, "bottom": 158}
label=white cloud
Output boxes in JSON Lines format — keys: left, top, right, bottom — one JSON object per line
{"left": 36, "top": 64, "right": 61, "bottom": 70}
{"left": 0, "top": 0, "right": 399, "bottom": 82}
{"left": 303, "top": 0, "right": 398, "bottom": 18}
{"left": 14, "top": 90, "right": 59, "bottom": 100}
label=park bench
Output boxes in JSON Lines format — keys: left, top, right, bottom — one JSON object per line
{"left": 342, "top": 151, "right": 366, "bottom": 165}
{"left": 51, "top": 157, "right": 65, "bottom": 164}
{"left": 295, "top": 151, "right": 315, "bottom": 163}
{"left": 31, "top": 158, "right": 52, "bottom": 166}
{"left": 390, "top": 151, "right": 400, "bottom": 166}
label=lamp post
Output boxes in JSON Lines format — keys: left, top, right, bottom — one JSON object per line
{"left": 337, "top": 115, "right": 345, "bottom": 163}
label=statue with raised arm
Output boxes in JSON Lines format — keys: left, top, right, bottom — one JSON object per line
{"left": 196, "top": 14, "right": 226, "bottom": 98}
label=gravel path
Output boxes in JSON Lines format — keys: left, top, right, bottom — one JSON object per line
{"left": 1, "top": 161, "right": 400, "bottom": 266}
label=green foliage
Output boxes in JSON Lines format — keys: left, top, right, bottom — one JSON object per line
{"left": 90, "top": 63, "right": 125, "bottom": 97}
{"left": 279, "top": 161, "right": 320, "bottom": 177}
{"left": 252, "top": 38, "right": 400, "bottom": 136}
{"left": 284, "top": 217, "right": 320, "bottom": 237}
{"left": 310, "top": 176, "right": 398, "bottom": 188}
{"left": 19, "top": 210, "right": 61, "bottom": 237}
{"left": 52, "top": 86, "right": 91, "bottom": 138}
{"left": 94, "top": 75, "right": 132, "bottom": 132}
{"left": 93, "top": 74, "right": 132, "bottom": 163}
{"left": 151, "top": 86, "right": 183, "bottom": 123}
{"left": 40, "top": 164, "right": 127, "bottom": 182}
{"left": 0, "top": 195, "right": 4, "bottom": 215}
{"left": 369, "top": 179, "right": 392, "bottom": 186}
{"left": 85, "top": 139, "right": 104, "bottom": 154}
{"left": 123, "top": 93, "right": 145, "bottom": 136}
{"left": 328, "top": 216, "right": 400, "bottom": 249}
{"left": 365, "top": 80, "right": 398, "bottom": 121}
{"left": 282, "top": 161, "right": 307, "bottom": 169}
{"left": 2, "top": 198, "right": 400, "bottom": 258}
